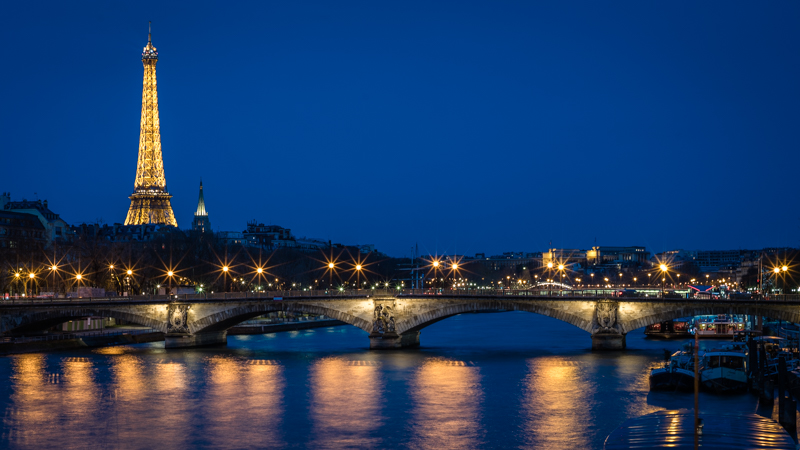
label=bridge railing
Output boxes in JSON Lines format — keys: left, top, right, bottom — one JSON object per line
{"left": 2, "top": 289, "right": 799, "bottom": 304}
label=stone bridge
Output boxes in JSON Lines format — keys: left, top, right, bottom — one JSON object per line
{"left": 2, "top": 294, "right": 799, "bottom": 350}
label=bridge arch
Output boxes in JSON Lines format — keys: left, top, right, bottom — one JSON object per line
{"left": 1, "top": 307, "right": 167, "bottom": 334}
{"left": 396, "top": 300, "right": 593, "bottom": 335}
{"left": 188, "top": 303, "right": 372, "bottom": 335}
{"left": 619, "top": 303, "right": 800, "bottom": 334}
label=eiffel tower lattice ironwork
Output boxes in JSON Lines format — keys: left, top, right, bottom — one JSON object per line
{"left": 124, "top": 23, "right": 178, "bottom": 227}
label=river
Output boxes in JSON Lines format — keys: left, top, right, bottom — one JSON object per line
{"left": 0, "top": 312, "right": 788, "bottom": 449}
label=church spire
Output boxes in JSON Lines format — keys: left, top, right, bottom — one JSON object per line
{"left": 192, "top": 180, "right": 211, "bottom": 233}
{"left": 195, "top": 180, "right": 207, "bottom": 216}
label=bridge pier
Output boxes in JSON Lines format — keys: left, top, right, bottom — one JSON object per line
{"left": 591, "top": 332, "right": 626, "bottom": 350}
{"left": 369, "top": 331, "right": 420, "bottom": 349}
{"left": 164, "top": 331, "right": 227, "bottom": 349}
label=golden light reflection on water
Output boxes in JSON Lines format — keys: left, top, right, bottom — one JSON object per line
{"left": 6, "top": 355, "right": 50, "bottom": 446}
{"left": 310, "top": 358, "right": 384, "bottom": 449}
{"left": 61, "top": 357, "right": 99, "bottom": 422}
{"left": 408, "top": 359, "right": 483, "bottom": 450}
{"left": 203, "top": 356, "right": 285, "bottom": 448}
{"left": 521, "top": 357, "right": 594, "bottom": 449}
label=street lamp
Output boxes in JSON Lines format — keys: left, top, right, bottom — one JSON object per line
{"left": 659, "top": 264, "right": 668, "bottom": 296}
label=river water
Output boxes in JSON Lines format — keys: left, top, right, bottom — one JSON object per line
{"left": 0, "top": 312, "right": 788, "bottom": 449}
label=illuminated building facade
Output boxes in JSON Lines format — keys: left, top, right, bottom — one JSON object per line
{"left": 124, "top": 24, "right": 178, "bottom": 227}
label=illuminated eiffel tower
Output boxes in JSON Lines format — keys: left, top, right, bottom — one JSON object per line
{"left": 124, "top": 23, "right": 178, "bottom": 227}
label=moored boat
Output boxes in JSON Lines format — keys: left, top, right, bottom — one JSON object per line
{"left": 699, "top": 343, "right": 748, "bottom": 393}
{"left": 649, "top": 343, "right": 696, "bottom": 391}
{"left": 644, "top": 319, "right": 690, "bottom": 338}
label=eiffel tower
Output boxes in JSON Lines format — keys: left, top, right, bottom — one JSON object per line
{"left": 124, "top": 23, "right": 178, "bottom": 227}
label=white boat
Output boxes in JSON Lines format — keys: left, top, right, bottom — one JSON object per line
{"left": 699, "top": 343, "right": 748, "bottom": 393}
{"left": 695, "top": 314, "right": 746, "bottom": 338}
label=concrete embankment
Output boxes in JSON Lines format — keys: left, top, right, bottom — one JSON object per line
{"left": 228, "top": 319, "right": 346, "bottom": 335}
{"left": 0, "top": 332, "right": 165, "bottom": 356}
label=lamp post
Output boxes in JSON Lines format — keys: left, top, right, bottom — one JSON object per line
{"left": 781, "top": 266, "right": 788, "bottom": 297}
{"left": 355, "top": 264, "right": 362, "bottom": 290}
{"left": 558, "top": 264, "right": 566, "bottom": 294}
{"left": 167, "top": 270, "right": 174, "bottom": 296}
{"left": 432, "top": 260, "right": 440, "bottom": 291}
{"left": 27, "top": 272, "right": 35, "bottom": 297}
{"left": 50, "top": 265, "right": 58, "bottom": 298}
{"left": 659, "top": 264, "right": 668, "bottom": 297}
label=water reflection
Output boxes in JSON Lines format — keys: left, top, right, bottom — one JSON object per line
{"left": 6, "top": 355, "right": 49, "bottom": 447}
{"left": 521, "top": 357, "right": 595, "bottom": 449}
{"left": 309, "top": 358, "right": 384, "bottom": 449}
{"left": 202, "top": 357, "right": 285, "bottom": 448}
{"left": 408, "top": 359, "right": 483, "bottom": 450}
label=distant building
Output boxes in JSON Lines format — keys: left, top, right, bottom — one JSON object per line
{"left": 543, "top": 249, "right": 586, "bottom": 266}
{"left": 191, "top": 181, "right": 211, "bottom": 233}
{"left": 70, "top": 223, "right": 179, "bottom": 242}
{"left": 587, "top": 246, "right": 649, "bottom": 265}
{"left": 477, "top": 252, "right": 542, "bottom": 271}
{"left": 1, "top": 193, "right": 72, "bottom": 246}
{"left": 217, "top": 231, "right": 244, "bottom": 246}
{"left": 243, "top": 222, "right": 296, "bottom": 249}
{"left": 0, "top": 210, "right": 47, "bottom": 248}
{"left": 694, "top": 250, "right": 750, "bottom": 272}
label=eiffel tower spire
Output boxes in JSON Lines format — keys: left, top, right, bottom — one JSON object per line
{"left": 124, "top": 23, "right": 178, "bottom": 227}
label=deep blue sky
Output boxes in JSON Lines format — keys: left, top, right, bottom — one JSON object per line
{"left": 3, "top": 1, "right": 799, "bottom": 257}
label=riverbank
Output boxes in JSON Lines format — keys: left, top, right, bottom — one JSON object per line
{"left": 0, "top": 320, "right": 348, "bottom": 355}
{"left": 0, "top": 331, "right": 164, "bottom": 355}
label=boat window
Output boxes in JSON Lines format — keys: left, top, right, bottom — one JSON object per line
{"left": 720, "top": 356, "right": 743, "bottom": 369}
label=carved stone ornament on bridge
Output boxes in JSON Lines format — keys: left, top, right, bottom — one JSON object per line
{"left": 593, "top": 300, "right": 620, "bottom": 334}
{"left": 371, "top": 303, "right": 396, "bottom": 336}
{"left": 167, "top": 304, "right": 190, "bottom": 333}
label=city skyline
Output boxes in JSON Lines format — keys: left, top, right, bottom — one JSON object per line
{"left": 3, "top": 2, "right": 799, "bottom": 257}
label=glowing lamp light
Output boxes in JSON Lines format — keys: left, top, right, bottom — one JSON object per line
{"left": 547, "top": 262, "right": 553, "bottom": 268}
{"left": 222, "top": 266, "right": 229, "bottom": 272}
{"left": 355, "top": 265, "right": 362, "bottom": 271}
{"left": 109, "top": 265, "right": 114, "bottom": 269}
{"left": 782, "top": 266, "right": 788, "bottom": 272}
{"left": 660, "top": 264, "right": 668, "bottom": 272}
{"left": 167, "top": 271, "right": 174, "bottom": 277}
{"left": 14, "top": 273, "right": 20, "bottom": 278}
{"left": 257, "top": 267, "right": 263, "bottom": 274}
{"left": 127, "top": 270, "right": 133, "bottom": 275}
{"left": 432, "top": 261, "right": 440, "bottom": 268}
{"left": 452, "top": 263, "right": 459, "bottom": 270}
{"left": 51, "top": 265, "right": 58, "bottom": 271}
{"left": 558, "top": 264, "right": 565, "bottom": 271}
{"left": 28, "top": 273, "right": 35, "bottom": 279}
{"left": 328, "top": 262, "right": 335, "bottom": 269}
{"left": 774, "top": 267, "right": 781, "bottom": 274}
{"left": 76, "top": 274, "right": 82, "bottom": 280}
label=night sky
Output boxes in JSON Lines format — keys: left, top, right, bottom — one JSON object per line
{"left": 3, "top": 2, "right": 799, "bottom": 257}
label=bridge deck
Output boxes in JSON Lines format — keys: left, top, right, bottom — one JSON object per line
{"left": 1, "top": 289, "right": 798, "bottom": 308}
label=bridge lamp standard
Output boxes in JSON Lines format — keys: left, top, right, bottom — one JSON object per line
{"left": 659, "top": 264, "right": 668, "bottom": 297}
{"left": 557, "top": 264, "right": 566, "bottom": 295}
{"left": 26, "top": 272, "right": 36, "bottom": 297}
{"left": 355, "top": 264, "right": 363, "bottom": 290}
